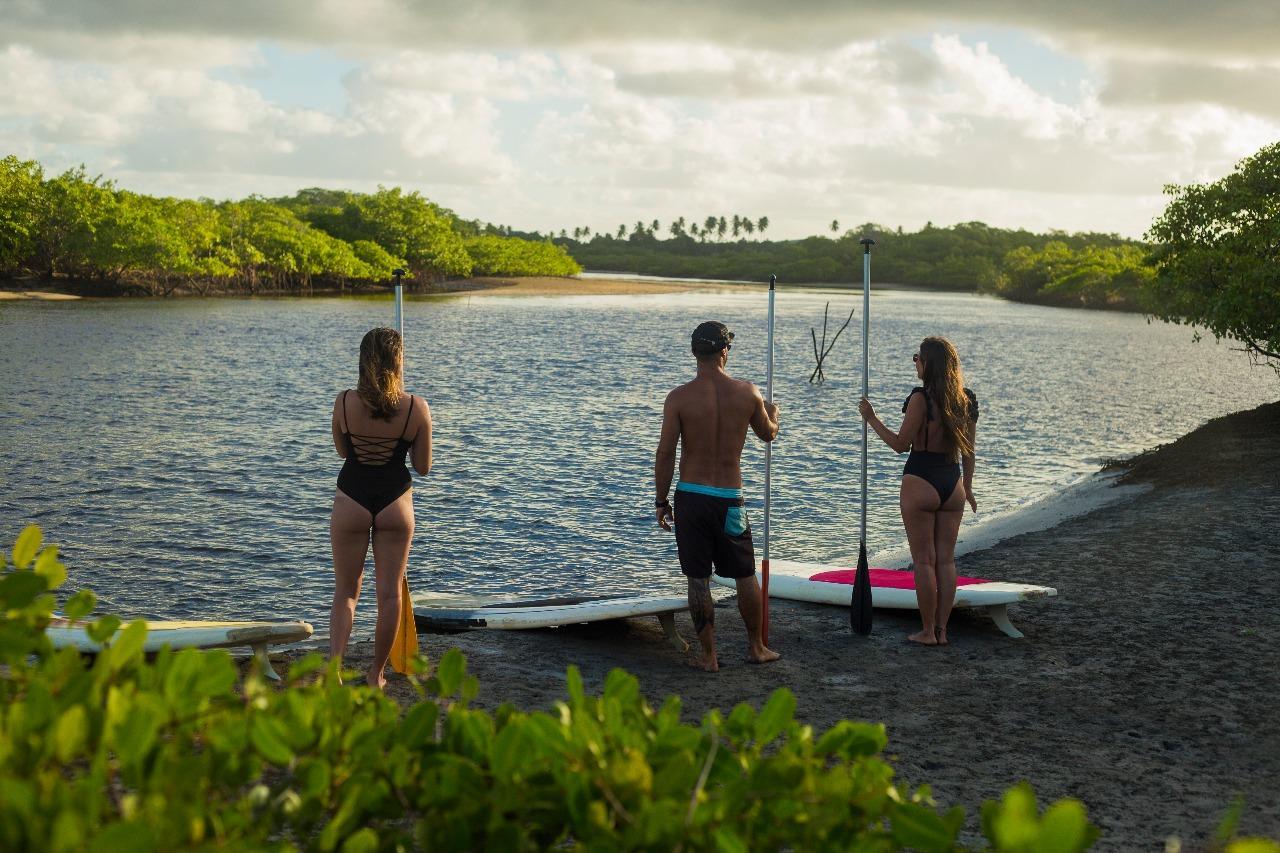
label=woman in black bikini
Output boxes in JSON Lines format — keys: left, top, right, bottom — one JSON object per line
{"left": 859, "top": 336, "right": 978, "bottom": 646}
{"left": 330, "top": 328, "right": 432, "bottom": 687}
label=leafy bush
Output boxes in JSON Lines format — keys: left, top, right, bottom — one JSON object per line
{"left": 5, "top": 525, "right": 1262, "bottom": 850}
{"left": 1147, "top": 140, "right": 1280, "bottom": 370}
{"left": 0, "top": 157, "right": 579, "bottom": 293}
{"left": 993, "top": 241, "right": 1153, "bottom": 309}
{"left": 465, "top": 235, "right": 582, "bottom": 277}
{"left": 562, "top": 222, "right": 1137, "bottom": 298}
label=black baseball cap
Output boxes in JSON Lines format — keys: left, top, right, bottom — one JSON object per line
{"left": 691, "top": 321, "right": 734, "bottom": 354}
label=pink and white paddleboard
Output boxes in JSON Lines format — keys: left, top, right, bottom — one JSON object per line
{"left": 712, "top": 559, "right": 1056, "bottom": 638}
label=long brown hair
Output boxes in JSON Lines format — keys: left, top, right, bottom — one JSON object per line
{"left": 918, "top": 336, "right": 974, "bottom": 459}
{"left": 357, "top": 328, "right": 404, "bottom": 420}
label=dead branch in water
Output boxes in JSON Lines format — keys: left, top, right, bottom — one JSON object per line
{"left": 809, "top": 301, "right": 856, "bottom": 383}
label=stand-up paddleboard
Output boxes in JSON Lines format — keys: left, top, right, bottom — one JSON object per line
{"left": 46, "top": 618, "right": 314, "bottom": 680}
{"left": 413, "top": 594, "right": 690, "bottom": 652}
{"left": 712, "top": 560, "right": 1055, "bottom": 638}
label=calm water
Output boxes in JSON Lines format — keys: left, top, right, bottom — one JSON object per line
{"left": 1, "top": 289, "right": 1273, "bottom": 636}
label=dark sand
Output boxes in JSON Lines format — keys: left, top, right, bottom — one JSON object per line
{"left": 290, "top": 401, "right": 1280, "bottom": 848}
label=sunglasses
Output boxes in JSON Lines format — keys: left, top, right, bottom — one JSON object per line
{"left": 912, "top": 353, "right": 921, "bottom": 363}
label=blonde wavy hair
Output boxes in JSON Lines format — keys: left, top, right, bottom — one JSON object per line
{"left": 357, "top": 327, "right": 404, "bottom": 420}
{"left": 918, "top": 336, "right": 974, "bottom": 460}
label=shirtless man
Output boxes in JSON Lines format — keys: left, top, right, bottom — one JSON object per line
{"left": 655, "top": 321, "right": 781, "bottom": 672}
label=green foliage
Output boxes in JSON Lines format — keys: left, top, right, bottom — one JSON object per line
{"left": 282, "top": 186, "right": 473, "bottom": 281}
{"left": 2, "top": 524, "right": 1263, "bottom": 850}
{"left": 563, "top": 220, "right": 1139, "bottom": 304}
{"left": 217, "top": 199, "right": 389, "bottom": 292}
{"left": 0, "top": 155, "right": 45, "bottom": 270}
{"left": 465, "top": 235, "right": 582, "bottom": 277}
{"left": 993, "top": 241, "right": 1154, "bottom": 309}
{"left": 1146, "top": 141, "right": 1280, "bottom": 368}
{"left": 0, "top": 158, "right": 581, "bottom": 294}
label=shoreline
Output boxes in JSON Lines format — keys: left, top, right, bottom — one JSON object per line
{"left": 0, "top": 274, "right": 996, "bottom": 301}
{"left": 285, "top": 400, "right": 1280, "bottom": 848}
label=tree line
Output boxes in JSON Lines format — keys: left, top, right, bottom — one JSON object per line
{"left": 553, "top": 220, "right": 1149, "bottom": 309}
{"left": 0, "top": 156, "right": 579, "bottom": 296}
{"left": 554, "top": 215, "right": 772, "bottom": 243}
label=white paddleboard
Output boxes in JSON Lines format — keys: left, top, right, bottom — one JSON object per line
{"left": 412, "top": 594, "right": 690, "bottom": 651}
{"left": 713, "top": 560, "right": 1056, "bottom": 638}
{"left": 47, "top": 618, "right": 314, "bottom": 679}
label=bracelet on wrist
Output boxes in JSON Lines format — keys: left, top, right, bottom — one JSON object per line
{"left": 655, "top": 498, "right": 670, "bottom": 508}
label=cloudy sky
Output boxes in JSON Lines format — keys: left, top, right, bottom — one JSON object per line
{"left": 2, "top": 1, "right": 1277, "bottom": 238}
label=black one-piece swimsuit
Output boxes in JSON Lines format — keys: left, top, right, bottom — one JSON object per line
{"left": 337, "top": 390, "right": 415, "bottom": 525}
{"left": 901, "top": 387, "right": 979, "bottom": 503}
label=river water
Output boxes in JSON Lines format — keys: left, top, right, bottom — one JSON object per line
{"left": 1, "top": 289, "right": 1273, "bottom": 636}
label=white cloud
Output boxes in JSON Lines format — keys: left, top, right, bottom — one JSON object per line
{"left": 351, "top": 51, "right": 568, "bottom": 100}
{"left": 2, "top": 7, "right": 1278, "bottom": 240}
{"left": 5, "top": 0, "right": 1279, "bottom": 63}
{"left": 929, "top": 35, "right": 1081, "bottom": 140}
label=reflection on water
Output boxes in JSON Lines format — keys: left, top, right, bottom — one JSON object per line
{"left": 1, "top": 290, "right": 1273, "bottom": 636}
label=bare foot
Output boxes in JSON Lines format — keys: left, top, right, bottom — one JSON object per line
{"left": 747, "top": 646, "right": 781, "bottom": 664}
{"left": 908, "top": 630, "right": 939, "bottom": 646}
{"left": 366, "top": 671, "right": 387, "bottom": 690}
{"left": 936, "top": 627, "right": 950, "bottom": 646}
{"left": 686, "top": 654, "right": 720, "bottom": 673}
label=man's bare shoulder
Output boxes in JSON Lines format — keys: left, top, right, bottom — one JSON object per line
{"left": 729, "top": 376, "right": 763, "bottom": 399}
{"left": 666, "top": 377, "right": 705, "bottom": 400}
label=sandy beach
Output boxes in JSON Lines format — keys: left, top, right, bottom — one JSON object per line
{"left": 0, "top": 289, "right": 82, "bottom": 300}
{"left": 306, "top": 400, "right": 1280, "bottom": 849}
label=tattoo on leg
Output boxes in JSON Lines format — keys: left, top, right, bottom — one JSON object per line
{"left": 688, "top": 578, "right": 715, "bottom": 634}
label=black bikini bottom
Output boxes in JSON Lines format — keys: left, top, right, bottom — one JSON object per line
{"left": 337, "top": 462, "right": 412, "bottom": 525}
{"left": 903, "top": 451, "right": 961, "bottom": 504}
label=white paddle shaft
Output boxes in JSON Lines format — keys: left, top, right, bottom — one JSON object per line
{"left": 860, "top": 250, "right": 870, "bottom": 544}
{"left": 763, "top": 278, "right": 775, "bottom": 562}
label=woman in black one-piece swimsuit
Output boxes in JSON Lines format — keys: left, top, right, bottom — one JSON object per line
{"left": 330, "top": 328, "right": 432, "bottom": 688}
{"left": 859, "top": 336, "right": 978, "bottom": 646}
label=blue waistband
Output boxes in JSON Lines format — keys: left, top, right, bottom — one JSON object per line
{"left": 676, "top": 482, "right": 743, "bottom": 499}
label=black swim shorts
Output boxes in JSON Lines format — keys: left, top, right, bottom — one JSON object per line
{"left": 673, "top": 483, "right": 756, "bottom": 580}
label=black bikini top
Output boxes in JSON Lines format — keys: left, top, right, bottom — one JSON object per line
{"left": 902, "top": 386, "right": 979, "bottom": 451}
{"left": 341, "top": 390, "right": 415, "bottom": 467}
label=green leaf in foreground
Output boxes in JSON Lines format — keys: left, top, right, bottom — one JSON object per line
{"left": 755, "top": 688, "right": 796, "bottom": 744}
{"left": 107, "top": 620, "right": 148, "bottom": 672}
{"left": 436, "top": 647, "right": 466, "bottom": 697}
{"left": 63, "top": 588, "right": 96, "bottom": 621}
{"left": 11, "top": 524, "right": 42, "bottom": 569}
{"left": 890, "top": 801, "right": 955, "bottom": 853}
{"left": 33, "top": 546, "right": 67, "bottom": 589}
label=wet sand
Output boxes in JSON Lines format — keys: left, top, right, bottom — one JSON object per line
{"left": 0, "top": 289, "right": 82, "bottom": 300}
{"left": 289, "top": 400, "right": 1280, "bottom": 848}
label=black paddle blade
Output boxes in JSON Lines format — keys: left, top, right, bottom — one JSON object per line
{"left": 851, "top": 541, "right": 873, "bottom": 635}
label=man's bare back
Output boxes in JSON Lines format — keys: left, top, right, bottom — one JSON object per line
{"left": 664, "top": 371, "right": 777, "bottom": 488}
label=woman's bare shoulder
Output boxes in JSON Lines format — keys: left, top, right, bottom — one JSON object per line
{"left": 407, "top": 393, "right": 431, "bottom": 416}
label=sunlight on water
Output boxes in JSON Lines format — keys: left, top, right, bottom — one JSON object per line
{"left": 1, "top": 290, "right": 1274, "bottom": 636}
